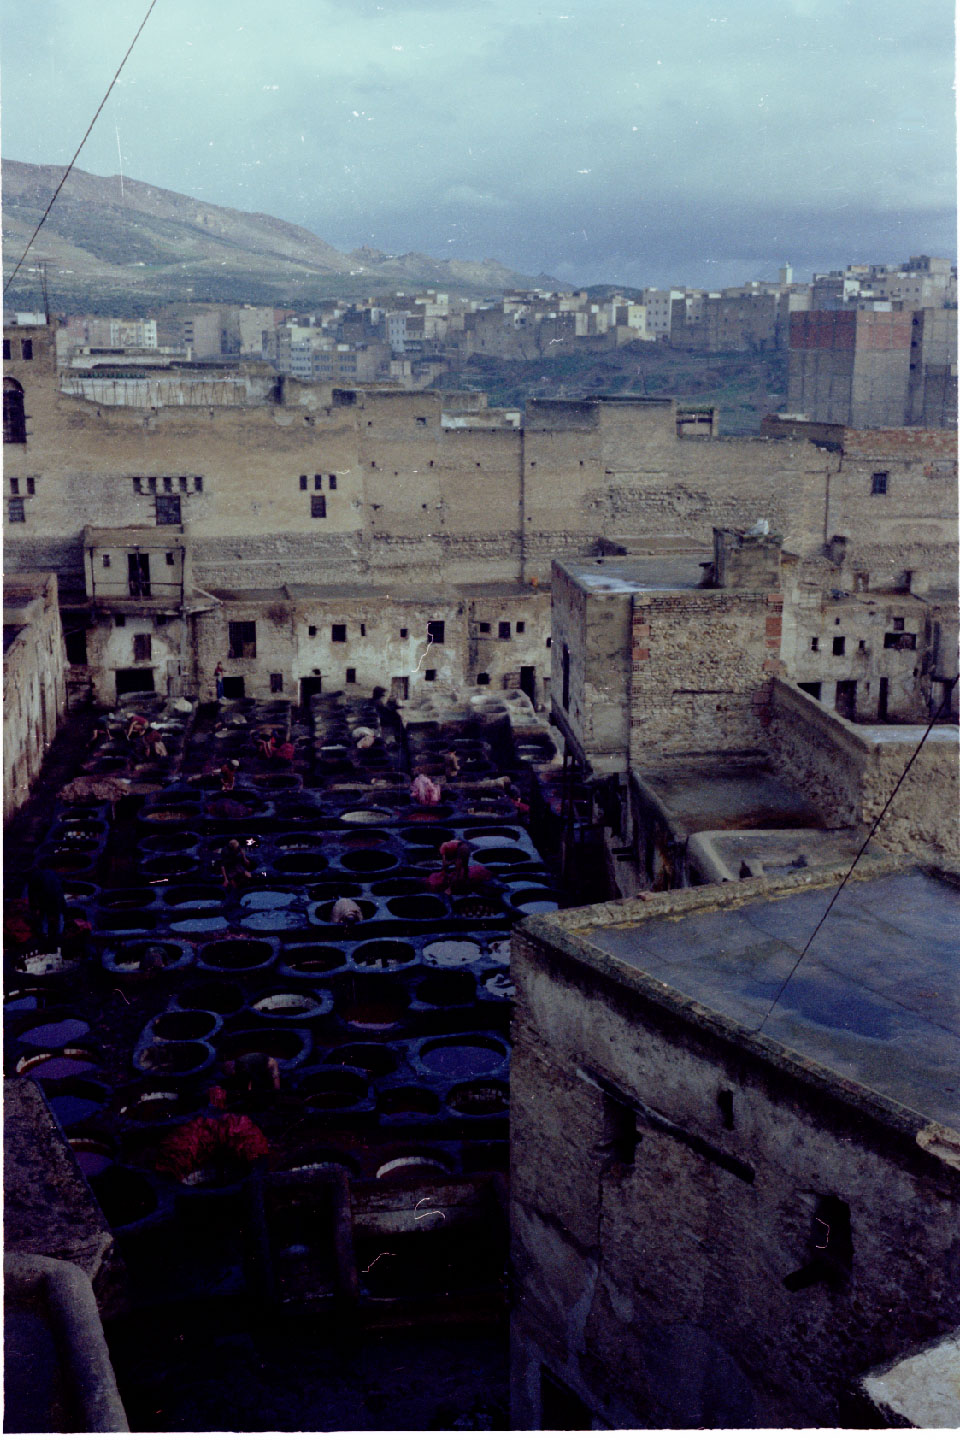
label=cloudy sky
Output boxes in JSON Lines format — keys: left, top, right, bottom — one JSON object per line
{"left": 2, "top": 0, "right": 955, "bottom": 288}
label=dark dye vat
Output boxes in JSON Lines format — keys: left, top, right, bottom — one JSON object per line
{"left": 19, "top": 1052, "right": 99, "bottom": 1081}
{"left": 446, "top": 1080, "right": 508, "bottom": 1116}
{"left": 361, "top": 790, "right": 406, "bottom": 808}
{"left": 140, "top": 831, "right": 200, "bottom": 855}
{"left": 176, "top": 980, "right": 244, "bottom": 1015}
{"left": 452, "top": 896, "right": 502, "bottom": 918}
{"left": 200, "top": 939, "right": 275, "bottom": 972}
{"left": 370, "top": 878, "right": 424, "bottom": 898}
{"left": 151, "top": 1009, "right": 219, "bottom": 1042}
{"left": 385, "top": 895, "right": 446, "bottom": 922}
{"left": 398, "top": 826, "right": 454, "bottom": 848}
{"left": 141, "top": 856, "right": 194, "bottom": 879}
{"left": 71, "top": 1142, "right": 115, "bottom": 1178}
{"left": 341, "top": 981, "right": 408, "bottom": 1030}
{"left": 17, "top": 1018, "right": 90, "bottom": 1049}
{"left": 251, "top": 773, "right": 300, "bottom": 789}
{"left": 325, "top": 1043, "right": 398, "bottom": 1077}
{"left": 99, "top": 889, "right": 156, "bottom": 910}
{"left": 375, "top": 1154, "right": 452, "bottom": 1182}
{"left": 471, "top": 846, "right": 530, "bottom": 866}
{"left": 342, "top": 829, "right": 392, "bottom": 848}
{"left": 340, "top": 850, "right": 396, "bottom": 874}
{"left": 299, "top": 1069, "right": 368, "bottom": 1109}
{"left": 164, "top": 885, "right": 223, "bottom": 909}
{"left": 417, "top": 973, "right": 476, "bottom": 1007}
{"left": 420, "top": 1036, "right": 507, "bottom": 1078}
{"left": 109, "top": 940, "right": 188, "bottom": 972}
{"left": 274, "top": 853, "right": 328, "bottom": 875}
{"left": 307, "top": 880, "right": 362, "bottom": 902}
{"left": 61, "top": 881, "right": 98, "bottom": 904}
{"left": 46, "top": 851, "right": 95, "bottom": 873}
{"left": 90, "top": 1167, "right": 158, "bottom": 1228}
{"left": 281, "top": 945, "right": 346, "bottom": 975}
{"left": 136, "top": 1041, "right": 212, "bottom": 1075}
{"left": 352, "top": 940, "right": 416, "bottom": 971}
{"left": 220, "top": 1029, "right": 310, "bottom": 1064}
{"left": 378, "top": 1086, "right": 441, "bottom": 1118}
{"left": 141, "top": 807, "right": 199, "bottom": 825}
{"left": 97, "top": 910, "right": 157, "bottom": 933}
{"left": 405, "top": 807, "right": 451, "bottom": 823}
{"left": 206, "top": 797, "right": 257, "bottom": 819}
{"left": 119, "top": 1090, "right": 191, "bottom": 1123}
{"left": 49, "top": 1092, "right": 107, "bottom": 1128}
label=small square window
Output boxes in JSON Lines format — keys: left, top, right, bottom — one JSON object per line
{"left": 133, "top": 633, "right": 152, "bottom": 662}
{"left": 163, "top": 476, "right": 173, "bottom": 492}
{"left": 346, "top": 667, "right": 357, "bottom": 684}
{"left": 147, "top": 477, "right": 157, "bottom": 491}
{"left": 194, "top": 477, "right": 203, "bottom": 492}
{"left": 311, "top": 495, "right": 327, "bottom": 518}
{"left": 427, "top": 620, "right": 445, "bottom": 644}
{"left": 545, "top": 636, "right": 552, "bottom": 649}
{"left": 314, "top": 475, "right": 323, "bottom": 490}
{"left": 516, "top": 621, "right": 526, "bottom": 634}
{"left": 114, "top": 614, "right": 126, "bottom": 627}
{"left": 179, "top": 476, "right": 188, "bottom": 492}
{"left": 8, "top": 497, "right": 25, "bottom": 523}
{"left": 228, "top": 620, "right": 257, "bottom": 659}
{"left": 9, "top": 477, "right": 18, "bottom": 495}
{"left": 498, "top": 621, "right": 511, "bottom": 639}
{"left": 270, "top": 672, "right": 283, "bottom": 693}
{"left": 424, "top": 669, "right": 436, "bottom": 682}
{"left": 479, "top": 622, "right": 491, "bottom": 634}
{"left": 26, "top": 477, "right": 35, "bottom": 495}
{"left": 166, "top": 552, "right": 175, "bottom": 565}
{"left": 416, "top": 416, "right": 427, "bottom": 426}
{"left": 308, "top": 625, "right": 317, "bottom": 637}
{"left": 400, "top": 627, "right": 408, "bottom": 639}
{"left": 102, "top": 554, "right": 111, "bottom": 568}
{"left": 858, "top": 639, "right": 866, "bottom": 651}
{"left": 156, "top": 495, "right": 181, "bottom": 525}
{"left": 329, "top": 474, "right": 337, "bottom": 489}
{"left": 133, "top": 477, "right": 142, "bottom": 493}
{"left": 892, "top": 617, "right": 905, "bottom": 632}
{"left": 871, "top": 471, "right": 888, "bottom": 495}
{"left": 810, "top": 637, "right": 819, "bottom": 652}
{"left": 300, "top": 475, "right": 308, "bottom": 490}
{"left": 476, "top": 672, "right": 490, "bottom": 686}
{"left": 331, "top": 624, "right": 347, "bottom": 643}
{"left": 833, "top": 636, "right": 846, "bottom": 656}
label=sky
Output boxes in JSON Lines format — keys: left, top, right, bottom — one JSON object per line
{"left": 2, "top": 0, "right": 956, "bottom": 289}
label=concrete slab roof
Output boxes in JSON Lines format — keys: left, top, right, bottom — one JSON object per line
{"left": 536, "top": 865, "right": 960, "bottom": 1129}
{"left": 559, "top": 555, "right": 710, "bottom": 593}
{"left": 636, "top": 756, "right": 824, "bottom": 835}
{"left": 687, "top": 827, "right": 864, "bottom": 883}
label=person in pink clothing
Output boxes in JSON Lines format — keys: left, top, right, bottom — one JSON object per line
{"left": 410, "top": 769, "right": 442, "bottom": 806}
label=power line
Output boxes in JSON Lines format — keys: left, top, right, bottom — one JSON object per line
{"left": 752, "top": 678, "right": 958, "bottom": 1036}
{"left": 3, "top": 0, "right": 159, "bottom": 299}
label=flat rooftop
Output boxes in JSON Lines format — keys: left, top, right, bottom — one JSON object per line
{"left": 560, "top": 555, "right": 710, "bottom": 594}
{"left": 637, "top": 756, "right": 823, "bottom": 835}
{"left": 530, "top": 865, "right": 960, "bottom": 1129}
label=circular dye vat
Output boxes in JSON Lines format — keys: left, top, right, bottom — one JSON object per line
{"left": 471, "top": 847, "right": 530, "bottom": 866}
{"left": 139, "top": 831, "right": 200, "bottom": 854}
{"left": 240, "top": 889, "right": 300, "bottom": 910}
{"left": 370, "top": 878, "right": 425, "bottom": 898}
{"left": 141, "top": 856, "right": 195, "bottom": 880}
{"left": 219, "top": 1028, "right": 311, "bottom": 1068}
{"left": 90, "top": 1167, "right": 159, "bottom": 1229}
{"left": 340, "top": 980, "right": 408, "bottom": 1031}
{"left": 342, "top": 829, "right": 392, "bottom": 850}
{"left": 298, "top": 1068, "right": 369, "bottom": 1110}
{"left": 206, "top": 797, "right": 259, "bottom": 819}
{"left": 340, "top": 850, "right": 397, "bottom": 874}
{"left": 422, "top": 939, "right": 482, "bottom": 968}
{"left": 325, "top": 1043, "right": 399, "bottom": 1077}
{"left": 103, "top": 939, "right": 191, "bottom": 974}
{"left": 375, "top": 1154, "right": 453, "bottom": 1181}
{"left": 44, "top": 850, "right": 96, "bottom": 874}
{"left": 419, "top": 1035, "right": 508, "bottom": 1079}
{"left": 150, "top": 1009, "right": 220, "bottom": 1043}
{"left": 61, "top": 881, "right": 99, "bottom": 905}
{"left": 307, "top": 881, "right": 362, "bottom": 902}
{"left": 175, "top": 979, "right": 245, "bottom": 1015}
{"left": 199, "top": 938, "right": 277, "bottom": 973}
{"left": 17, "top": 1017, "right": 90, "bottom": 1050}
{"left": 17, "top": 1049, "right": 100, "bottom": 1081}
{"left": 512, "top": 889, "right": 559, "bottom": 915}
{"left": 481, "top": 970, "right": 515, "bottom": 1001}
{"left": 352, "top": 940, "right": 417, "bottom": 972}
{"left": 463, "top": 827, "right": 520, "bottom": 845}
{"left": 452, "top": 896, "right": 502, "bottom": 919}
{"left": 385, "top": 895, "right": 446, "bottom": 922}
{"left": 5, "top": 993, "right": 44, "bottom": 1014}
{"left": 96, "top": 910, "right": 158, "bottom": 934}
{"left": 274, "top": 853, "right": 329, "bottom": 876}
{"left": 140, "top": 806, "right": 201, "bottom": 825}
{"left": 163, "top": 885, "right": 224, "bottom": 910}
{"left": 378, "top": 1086, "right": 441, "bottom": 1118}
{"left": 134, "top": 1041, "right": 215, "bottom": 1076}
{"left": 99, "top": 888, "right": 157, "bottom": 911}
{"left": 243, "top": 910, "right": 303, "bottom": 933}
{"left": 405, "top": 807, "right": 452, "bottom": 823}
{"left": 313, "top": 899, "right": 377, "bottom": 924}
{"left": 70, "top": 1139, "right": 115, "bottom": 1178}
{"left": 170, "top": 915, "right": 228, "bottom": 935}
{"left": 280, "top": 945, "right": 346, "bottom": 976}
{"left": 340, "top": 808, "right": 394, "bottom": 826}
{"left": 446, "top": 1079, "right": 509, "bottom": 1116}
{"left": 250, "top": 773, "right": 301, "bottom": 790}
{"left": 399, "top": 826, "right": 455, "bottom": 849}
{"left": 416, "top": 973, "right": 476, "bottom": 1008}
{"left": 117, "top": 1087, "right": 196, "bottom": 1124}
{"left": 251, "top": 991, "right": 330, "bottom": 1022}
{"left": 49, "top": 1092, "right": 106, "bottom": 1128}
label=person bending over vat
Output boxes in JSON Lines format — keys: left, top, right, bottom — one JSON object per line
{"left": 331, "top": 895, "right": 363, "bottom": 928}
{"left": 220, "top": 838, "right": 254, "bottom": 891}
{"left": 410, "top": 768, "right": 442, "bottom": 806}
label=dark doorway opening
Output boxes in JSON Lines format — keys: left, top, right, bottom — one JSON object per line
{"left": 127, "top": 552, "right": 151, "bottom": 598}
{"left": 519, "top": 666, "right": 536, "bottom": 704}
{"left": 116, "top": 668, "right": 155, "bottom": 697}
{"left": 221, "top": 677, "right": 245, "bottom": 699}
{"left": 835, "top": 679, "right": 857, "bottom": 720}
{"left": 878, "top": 677, "right": 889, "bottom": 721}
{"left": 300, "top": 676, "right": 323, "bottom": 705}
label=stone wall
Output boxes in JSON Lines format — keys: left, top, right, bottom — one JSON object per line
{"left": 3, "top": 572, "right": 67, "bottom": 818}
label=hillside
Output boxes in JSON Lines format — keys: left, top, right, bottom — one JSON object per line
{"left": 1, "top": 159, "right": 551, "bottom": 309}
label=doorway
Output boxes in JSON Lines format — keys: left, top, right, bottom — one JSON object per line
{"left": 878, "top": 677, "right": 889, "bottom": 721}
{"left": 300, "top": 676, "right": 323, "bottom": 705}
{"left": 519, "top": 666, "right": 536, "bottom": 705}
{"left": 835, "top": 679, "right": 857, "bottom": 720}
{"left": 115, "top": 667, "right": 155, "bottom": 697}
{"left": 127, "top": 552, "right": 151, "bottom": 598}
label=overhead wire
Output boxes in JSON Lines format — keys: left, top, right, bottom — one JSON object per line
{"left": 751, "top": 676, "right": 959, "bottom": 1036}
{"left": 4, "top": 0, "right": 159, "bottom": 298}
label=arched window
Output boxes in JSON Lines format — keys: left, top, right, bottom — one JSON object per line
{"left": 3, "top": 378, "right": 26, "bottom": 444}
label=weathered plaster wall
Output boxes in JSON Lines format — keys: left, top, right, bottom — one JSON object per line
{"left": 3, "top": 572, "right": 67, "bottom": 818}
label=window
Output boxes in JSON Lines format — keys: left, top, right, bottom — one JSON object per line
{"left": 498, "top": 621, "right": 511, "bottom": 639}
{"left": 102, "top": 554, "right": 111, "bottom": 568}
{"left": 545, "top": 636, "right": 552, "bottom": 648}
{"left": 391, "top": 675, "right": 410, "bottom": 701}
{"left": 179, "top": 477, "right": 188, "bottom": 491}
{"left": 516, "top": 621, "right": 526, "bottom": 634}
{"left": 194, "top": 477, "right": 203, "bottom": 492}
{"left": 427, "top": 620, "right": 445, "bottom": 645}
{"left": 360, "top": 624, "right": 366, "bottom": 636}
{"left": 166, "top": 552, "right": 175, "bottom": 566}
{"left": 479, "top": 622, "right": 491, "bottom": 634}
{"left": 832, "top": 636, "right": 845, "bottom": 656}
{"left": 345, "top": 667, "right": 357, "bottom": 684}
{"left": 3, "top": 378, "right": 26, "bottom": 443}
{"left": 9, "top": 477, "right": 18, "bottom": 495}
{"left": 228, "top": 620, "right": 257, "bottom": 659}
{"left": 311, "top": 495, "right": 326, "bottom": 518}
{"left": 871, "top": 471, "right": 888, "bottom": 495}
{"left": 314, "top": 475, "right": 322, "bottom": 489}
{"left": 328, "top": 474, "right": 337, "bottom": 489}
{"left": 400, "top": 627, "right": 408, "bottom": 639}
{"left": 424, "top": 669, "right": 436, "bottom": 682}
{"left": 810, "top": 637, "right": 819, "bottom": 652}
{"left": 798, "top": 681, "right": 822, "bottom": 700}
{"left": 20, "top": 340, "right": 33, "bottom": 360}
{"left": 65, "top": 627, "right": 88, "bottom": 665}
{"left": 270, "top": 673, "right": 283, "bottom": 693}
{"left": 8, "top": 497, "right": 25, "bottom": 522}
{"left": 884, "top": 632, "right": 916, "bottom": 650}
{"left": 133, "top": 477, "right": 142, "bottom": 493}
{"left": 2, "top": 339, "right": 9, "bottom": 360}
{"left": 163, "top": 476, "right": 173, "bottom": 492}
{"left": 892, "top": 616, "right": 905, "bottom": 632}
{"left": 476, "top": 672, "right": 490, "bottom": 685}
{"left": 300, "top": 475, "right": 308, "bottom": 490}
{"left": 416, "top": 416, "right": 427, "bottom": 426}
{"left": 561, "top": 643, "right": 570, "bottom": 709}
{"left": 331, "top": 624, "right": 346, "bottom": 643}
{"left": 147, "top": 477, "right": 157, "bottom": 491}
{"left": 26, "top": 477, "right": 35, "bottom": 495}
{"left": 308, "top": 625, "right": 317, "bottom": 637}
{"left": 156, "top": 495, "right": 181, "bottom": 525}
{"left": 133, "top": 634, "right": 152, "bottom": 662}
{"left": 114, "top": 614, "right": 126, "bottom": 627}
